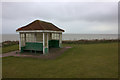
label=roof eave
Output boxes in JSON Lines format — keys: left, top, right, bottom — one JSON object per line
{"left": 16, "top": 30, "right": 64, "bottom": 33}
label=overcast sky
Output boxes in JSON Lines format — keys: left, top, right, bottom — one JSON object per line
{"left": 2, "top": 2, "right": 118, "bottom": 34}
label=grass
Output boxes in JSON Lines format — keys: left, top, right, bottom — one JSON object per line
{"left": 2, "top": 42, "right": 118, "bottom": 78}
{"left": 2, "top": 45, "right": 19, "bottom": 53}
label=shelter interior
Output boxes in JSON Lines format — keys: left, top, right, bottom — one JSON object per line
{"left": 20, "top": 32, "right": 62, "bottom": 54}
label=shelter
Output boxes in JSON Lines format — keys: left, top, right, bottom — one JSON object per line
{"left": 16, "top": 20, "right": 64, "bottom": 54}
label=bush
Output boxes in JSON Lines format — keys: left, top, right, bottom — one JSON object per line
{"left": 2, "top": 41, "right": 19, "bottom": 47}
{"left": 62, "top": 39, "right": 118, "bottom": 44}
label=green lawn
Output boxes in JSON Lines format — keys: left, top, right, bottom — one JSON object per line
{"left": 2, "top": 45, "right": 19, "bottom": 53}
{"left": 2, "top": 43, "right": 118, "bottom": 78}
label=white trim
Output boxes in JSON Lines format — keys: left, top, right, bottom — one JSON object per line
{"left": 17, "top": 30, "right": 63, "bottom": 33}
{"left": 43, "top": 33, "right": 45, "bottom": 54}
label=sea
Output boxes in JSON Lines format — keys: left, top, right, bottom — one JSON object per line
{"left": 1, "top": 34, "right": 118, "bottom": 43}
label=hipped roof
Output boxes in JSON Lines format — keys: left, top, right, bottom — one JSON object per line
{"left": 16, "top": 20, "right": 64, "bottom": 32}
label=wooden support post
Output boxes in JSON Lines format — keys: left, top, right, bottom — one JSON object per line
{"left": 59, "top": 33, "right": 60, "bottom": 47}
{"left": 43, "top": 33, "right": 45, "bottom": 54}
{"left": 61, "top": 33, "right": 62, "bottom": 45}
{"left": 59, "top": 33, "right": 62, "bottom": 48}
{"left": 47, "top": 33, "right": 49, "bottom": 53}
{"left": 19, "top": 33, "right": 21, "bottom": 51}
{"left": 35, "top": 33, "right": 36, "bottom": 42}
{"left": 50, "top": 33, "right": 52, "bottom": 40}
{"left": 24, "top": 33, "right": 26, "bottom": 46}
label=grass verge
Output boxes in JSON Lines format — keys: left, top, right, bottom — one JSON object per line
{"left": 2, "top": 45, "right": 19, "bottom": 53}
{"left": 2, "top": 42, "right": 118, "bottom": 78}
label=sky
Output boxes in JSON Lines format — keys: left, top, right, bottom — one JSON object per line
{"left": 2, "top": 2, "right": 118, "bottom": 34}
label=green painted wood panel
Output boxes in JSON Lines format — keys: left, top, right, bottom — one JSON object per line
{"left": 45, "top": 48, "right": 48, "bottom": 54}
{"left": 21, "top": 42, "right": 43, "bottom": 52}
{"left": 21, "top": 46, "right": 25, "bottom": 52}
{"left": 49, "top": 40, "right": 59, "bottom": 48}
{"left": 25, "top": 42, "right": 43, "bottom": 51}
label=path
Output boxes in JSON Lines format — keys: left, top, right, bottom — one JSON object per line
{"left": 1, "top": 47, "right": 72, "bottom": 59}
{"left": 0, "top": 50, "right": 19, "bottom": 57}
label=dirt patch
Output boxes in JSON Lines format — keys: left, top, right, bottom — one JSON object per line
{"left": 13, "top": 47, "right": 71, "bottom": 59}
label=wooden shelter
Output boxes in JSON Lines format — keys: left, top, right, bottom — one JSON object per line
{"left": 16, "top": 20, "right": 64, "bottom": 54}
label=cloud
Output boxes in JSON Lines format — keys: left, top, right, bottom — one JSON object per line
{"left": 2, "top": 2, "right": 118, "bottom": 34}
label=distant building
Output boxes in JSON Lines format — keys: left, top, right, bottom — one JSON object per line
{"left": 16, "top": 20, "right": 65, "bottom": 54}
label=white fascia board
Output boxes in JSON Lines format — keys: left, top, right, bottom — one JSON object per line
{"left": 16, "top": 30, "right": 63, "bottom": 33}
